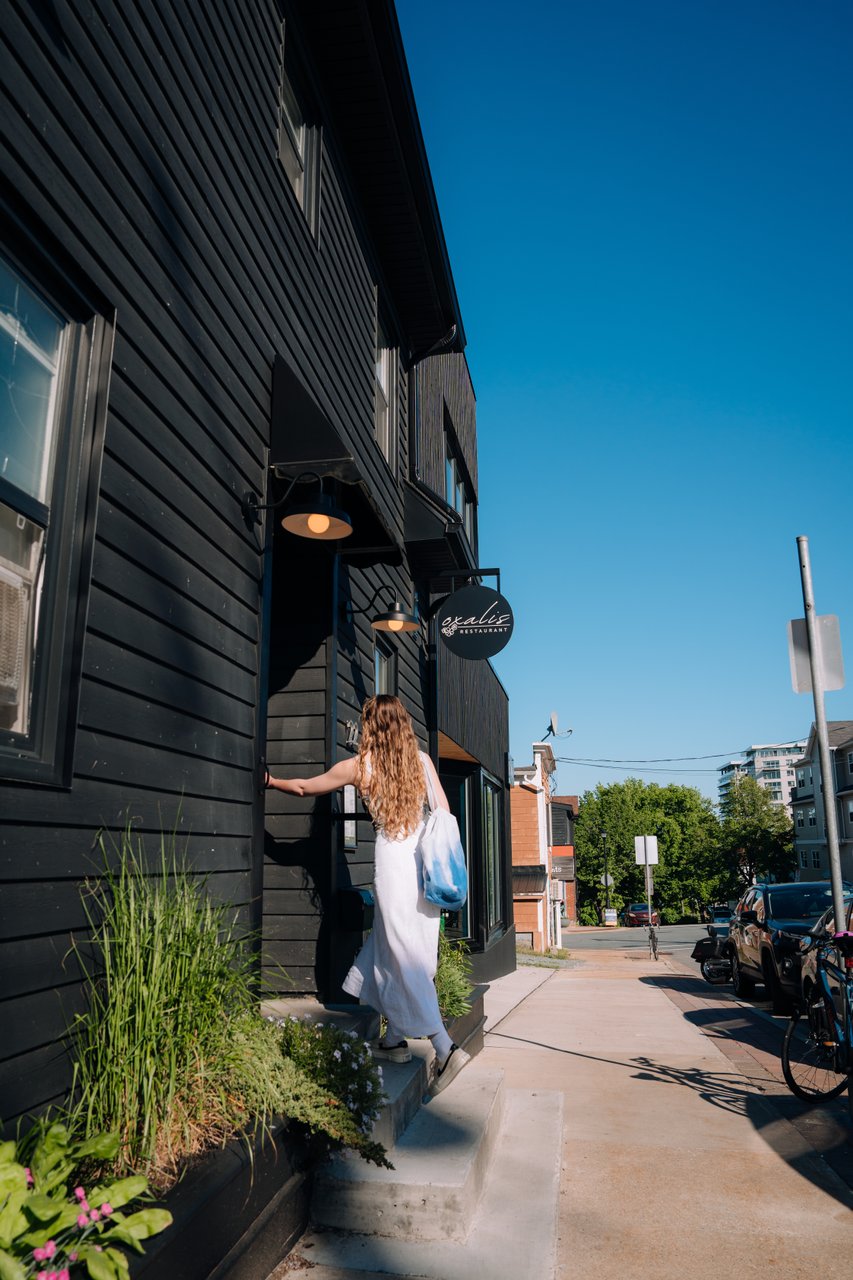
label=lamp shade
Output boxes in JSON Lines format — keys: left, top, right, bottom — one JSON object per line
{"left": 281, "top": 493, "right": 353, "bottom": 540}
{"left": 371, "top": 601, "right": 419, "bottom": 633}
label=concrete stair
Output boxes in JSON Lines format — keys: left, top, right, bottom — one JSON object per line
{"left": 313, "top": 1063, "right": 506, "bottom": 1242}
{"left": 265, "top": 979, "right": 564, "bottom": 1280}
{"left": 282, "top": 1065, "right": 563, "bottom": 1280}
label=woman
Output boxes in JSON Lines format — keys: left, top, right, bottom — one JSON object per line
{"left": 266, "top": 694, "right": 470, "bottom": 1096}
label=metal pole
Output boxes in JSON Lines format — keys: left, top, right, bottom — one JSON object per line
{"left": 645, "top": 839, "right": 653, "bottom": 923}
{"left": 796, "top": 536, "right": 846, "bottom": 929}
{"left": 602, "top": 830, "right": 611, "bottom": 910}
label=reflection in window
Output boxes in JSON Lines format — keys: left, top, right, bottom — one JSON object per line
{"left": 482, "top": 775, "right": 503, "bottom": 931}
{"left": 0, "top": 262, "right": 66, "bottom": 736}
{"left": 374, "top": 317, "right": 396, "bottom": 467}
{"left": 374, "top": 635, "right": 397, "bottom": 695}
{"left": 278, "top": 25, "right": 319, "bottom": 233}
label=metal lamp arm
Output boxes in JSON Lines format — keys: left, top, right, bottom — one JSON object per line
{"left": 241, "top": 470, "right": 322, "bottom": 526}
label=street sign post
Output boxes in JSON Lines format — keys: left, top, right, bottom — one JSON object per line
{"left": 635, "top": 836, "right": 658, "bottom": 930}
{"left": 793, "top": 537, "right": 846, "bottom": 932}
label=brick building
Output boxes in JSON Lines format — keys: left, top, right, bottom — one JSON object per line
{"left": 510, "top": 743, "right": 567, "bottom": 951}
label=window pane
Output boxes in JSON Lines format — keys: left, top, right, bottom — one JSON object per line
{"left": 0, "top": 262, "right": 64, "bottom": 502}
{"left": 0, "top": 500, "right": 45, "bottom": 735}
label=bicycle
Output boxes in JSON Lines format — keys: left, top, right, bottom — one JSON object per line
{"left": 648, "top": 923, "right": 659, "bottom": 962}
{"left": 780, "top": 929, "right": 853, "bottom": 1120}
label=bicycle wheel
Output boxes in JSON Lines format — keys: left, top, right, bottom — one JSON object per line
{"left": 781, "top": 1005, "right": 847, "bottom": 1102}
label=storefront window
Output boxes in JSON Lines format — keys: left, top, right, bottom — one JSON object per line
{"left": 482, "top": 775, "right": 503, "bottom": 931}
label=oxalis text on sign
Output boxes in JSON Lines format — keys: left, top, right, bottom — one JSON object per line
{"left": 437, "top": 584, "right": 514, "bottom": 660}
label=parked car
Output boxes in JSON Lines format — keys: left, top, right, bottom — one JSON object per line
{"left": 703, "top": 904, "right": 733, "bottom": 927}
{"left": 622, "top": 903, "right": 660, "bottom": 927}
{"left": 798, "top": 895, "right": 853, "bottom": 1010}
{"left": 727, "top": 882, "right": 841, "bottom": 1013}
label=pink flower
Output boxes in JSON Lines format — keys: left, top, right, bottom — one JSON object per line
{"left": 68, "top": 1254, "right": 78, "bottom": 1263}
{"left": 74, "top": 1187, "right": 86, "bottom": 1201}
{"left": 101, "top": 1202, "right": 113, "bottom": 1215}
{"left": 77, "top": 1213, "right": 89, "bottom": 1228}
{"left": 33, "top": 1248, "right": 47, "bottom": 1262}
{"left": 25, "top": 1167, "right": 34, "bottom": 1186}
{"left": 59, "top": 1272, "right": 70, "bottom": 1280}
{"left": 44, "top": 1242, "right": 56, "bottom": 1258}
{"left": 89, "top": 1209, "right": 101, "bottom": 1222}
{"left": 36, "top": 1272, "right": 48, "bottom": 1280}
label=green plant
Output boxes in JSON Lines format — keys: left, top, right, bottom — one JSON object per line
{"left": 577, "top": 904, "right": 600, "bottom": 927}
{"left": 67, "top": 824, "right": 287, "bottom": 1190}
{"left": 274, "top": 1019, "right": 391, "bottom": 1168}
{"left": 0, "top": 1123, "right": 171, "bottom": 1280}
{"left": 434, "top": 933, "right": 473, "bottom": 1020}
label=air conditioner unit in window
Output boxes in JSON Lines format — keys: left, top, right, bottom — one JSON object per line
{"left": 0, "top": 566, "right": 28, "bottom": 706}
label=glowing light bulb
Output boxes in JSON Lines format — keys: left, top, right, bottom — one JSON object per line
{"left": 387, "top": 619, "right": 404, "bottom": 632}
{"left": 307, "top": 512, "right": 331, "bottom": 535}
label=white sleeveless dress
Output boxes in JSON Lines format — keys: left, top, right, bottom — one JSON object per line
{"left": 342, "top": 751, "right": 443, "bottom": 1037}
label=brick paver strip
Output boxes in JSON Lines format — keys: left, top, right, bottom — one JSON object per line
{"left": 655, "top": 967, "right": 853, "bottom": 1197}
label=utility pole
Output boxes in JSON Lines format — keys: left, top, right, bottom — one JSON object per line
{"left": 601, "top": 830, "right": 610, "bottom": 910}
{"left": 796, "top": 536, "right": 846, "bottom": 930}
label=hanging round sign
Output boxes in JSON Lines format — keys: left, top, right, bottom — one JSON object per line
{"left": 437, "top": 584, "right": 514, "bottom": 660}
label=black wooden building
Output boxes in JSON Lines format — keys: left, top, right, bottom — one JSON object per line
{"left": 0, "top": 0, "right": 514, "bottom": 1133}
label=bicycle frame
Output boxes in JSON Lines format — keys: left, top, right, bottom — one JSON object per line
{"left": 810, "top": 933, "right": 853, "bottom": 1074}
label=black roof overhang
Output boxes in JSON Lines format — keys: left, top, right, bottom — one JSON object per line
{"left": 269, "top": 354, "right": 400, "bottom": 558}
{"left": 291, "top": 0, "right": 466, "bottom": 356}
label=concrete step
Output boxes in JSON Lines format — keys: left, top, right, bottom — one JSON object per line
{"left": 312, "top": 1062, "right": 506, "bottom": 1243}
{"left": 277, "top": 1082, "right": 564, "bottom": 1280}
{"left": 370, "top": 1040, "right": 432, "bottom": 1153}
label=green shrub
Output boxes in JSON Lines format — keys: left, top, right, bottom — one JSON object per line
{"left": 0, "top": 1122, "right": 171, "bottom": 1280}
{"left": 435, "top": 933, "right": 473, "bottom": 1020}
{"left": 275, "top": 1019, "right": 390, "bottom": 1168}
{"left": 577, "top": 904, "right": 601, "bottom": 927}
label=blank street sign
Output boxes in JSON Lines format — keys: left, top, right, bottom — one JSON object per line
{"left": 788, "top": 615, "right": 844, "bottom": 694}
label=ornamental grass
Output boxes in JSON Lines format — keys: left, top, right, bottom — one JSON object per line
{"left": 66, "top": 823, "right": 389, "bottom": 1193}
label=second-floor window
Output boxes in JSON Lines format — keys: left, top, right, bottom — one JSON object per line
{"left": 278, "top": 27, "right": 319, "bottom": 233}
{"left": 445, "top": 438, "right": 474, "bottom": 542}
{"left": 808, "top": 807, "right": 816, "bottom": 826}
{"left": 374, "top": 317, "right": 397, "bottom": 469}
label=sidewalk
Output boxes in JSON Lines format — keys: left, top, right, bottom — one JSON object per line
{"left": 275, "top": 948, "right": 852, "bottom": 1280}
{"left": 484, "top": 948, "right": 852, "bottom": 1280}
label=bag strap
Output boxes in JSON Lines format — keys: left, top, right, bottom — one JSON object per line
{"left": 421, "top": 752, "right": 438, "bottom": 813}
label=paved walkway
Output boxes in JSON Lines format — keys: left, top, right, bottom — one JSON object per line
{"left": 483, "top": 948, "right": 852, "bottom": 1280}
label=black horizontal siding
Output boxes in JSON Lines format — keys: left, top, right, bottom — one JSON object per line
{"left": 438, "top": 649, "right": 510, "bottom": 784}
{"left": 0, "top": 0, "right": 417, "bottom": 1123}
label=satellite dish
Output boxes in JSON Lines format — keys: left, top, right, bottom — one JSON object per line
{"left": 549, "top": 711, "right": 559, "bottom": 737}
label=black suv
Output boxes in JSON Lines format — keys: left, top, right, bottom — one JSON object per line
{"left": 727, "top": 882, "right": 839, "bottom": 1013}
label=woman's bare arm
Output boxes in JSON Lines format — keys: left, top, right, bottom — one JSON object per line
{"left": 267, "top": 756, "right": 358, "bottom": 797}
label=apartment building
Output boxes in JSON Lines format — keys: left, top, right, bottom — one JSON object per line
{"left": 718, "top": 740, "right": 807, "bottom": 809}
{"left": 791, "top": 721, "right": 853, "bottom": 882}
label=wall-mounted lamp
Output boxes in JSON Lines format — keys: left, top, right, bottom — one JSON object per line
{"left": 371, "top": 599, "right": 419, "bottom": 634}
{"left": 241, "top": 470, "right": 353, "bottom": 540}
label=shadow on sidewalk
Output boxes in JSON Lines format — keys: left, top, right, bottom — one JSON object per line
{"left": 488, "top": 970, "right": 853, "bottom": 1212}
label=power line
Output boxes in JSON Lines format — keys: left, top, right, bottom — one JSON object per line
{"left": 554, "top": 758, "right": 720, "bottom": 775}
{"left": 553, "top": 750, "right": 740, "bottom": 764}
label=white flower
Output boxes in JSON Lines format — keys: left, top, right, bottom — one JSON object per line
{"left": 333, "top": 1049, "right": 341, "bottom": 1061}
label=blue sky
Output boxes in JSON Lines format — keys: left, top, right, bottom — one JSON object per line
{"left": 396, "top": 0, "right": 853, "bottom": 802}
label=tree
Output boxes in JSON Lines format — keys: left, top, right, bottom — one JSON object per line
{"left": 574, "top": 778, "right": 722, "bottom": 921}
{"left": 718, "top": 775, "right": 795, "bottom": 890}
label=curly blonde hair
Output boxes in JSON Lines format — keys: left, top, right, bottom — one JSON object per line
{"left": 355, "top": 695, "right": 426, "bottom": 839}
